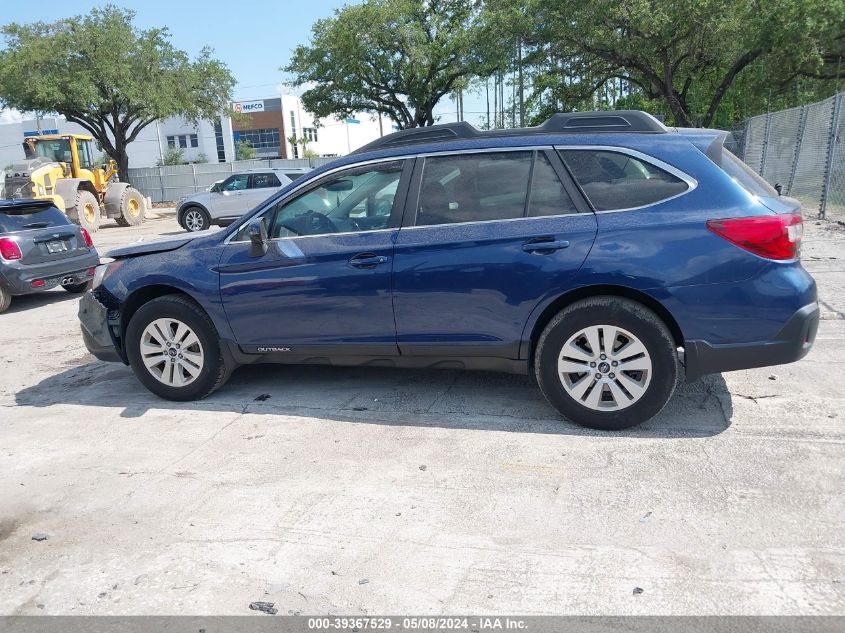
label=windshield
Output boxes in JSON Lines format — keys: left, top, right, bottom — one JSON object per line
{"left": 720, "top": 149, "right": 779, "bottom": 198}
{"left": 34, "top": 139, "right": 73, "bottom": 163}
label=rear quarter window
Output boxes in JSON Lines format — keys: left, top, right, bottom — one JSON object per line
{"left": 560, "top": 149, "right": 689, "bottom": 211}
{"left": 718, "top": 149, "right": 779, "bottom": 197}
{"left": 0, "top": 204, "right": 69, "bottom": 232}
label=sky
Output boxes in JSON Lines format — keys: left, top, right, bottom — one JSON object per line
{"left": 0, "top": 0, "right": 474, "bottom": 125}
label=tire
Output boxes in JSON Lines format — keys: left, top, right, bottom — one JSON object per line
{"left": 534, "top": 296, "right": 679, "bottom": 430}
{"left": 181, "top": 206, "right": 210, "bottom": 232}
{"left": 0, "top": 286, "right": 11, "bottom": 314}
{"left": 71, "top": 189, "right": 101, "bottom": 233}
{"left": 63, "top": 281, "right": 90, "bottom": 294}
{"left": 114, "top": 187, "right": 146, "bottom": 227}
{"left": 125, "top": 294, "right": 229, "bottom": 400}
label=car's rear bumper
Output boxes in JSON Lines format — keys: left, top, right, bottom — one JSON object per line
{"left": 1, "top": 252, "right": 99, "bottom": 295}
{"left": 684, "top": 302, "right": 819, "bottom": 381}
{"left": 79, "top": 290, "right": 124, "bottom": 363}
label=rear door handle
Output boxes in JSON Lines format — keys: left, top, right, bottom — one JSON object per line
{"left": 522, "top": 237, "right": 571, "bottom": 253}
{"left": 348, "top": 252, "right": 389, "bottom": 269}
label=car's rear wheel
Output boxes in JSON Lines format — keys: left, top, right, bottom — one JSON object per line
{"left": 126, "top": 294, "right": 229, "bottom": 400}
{"left": 535, "top": 296, "right": 679, "bottom": 430}
{"left": 0, "top": 286, "right": 11, "bottom": 313}
{"left": 182, "top": 206, "right": 210, "bottom": 232}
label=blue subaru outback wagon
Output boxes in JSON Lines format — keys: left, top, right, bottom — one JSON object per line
{"left": 79, "top": 111, "right": 818, "bottom": 430}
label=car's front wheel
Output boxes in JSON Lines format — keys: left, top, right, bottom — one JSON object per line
{"left": 535, "top": 296, "right": 679, "bottom": 430}
{"left": 125, "top": 294, "right": 229, "bottom": 400}
{"left": 182, "top": 206, "right": 210, "bottom": 232}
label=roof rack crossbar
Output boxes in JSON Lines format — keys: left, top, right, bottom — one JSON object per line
{"left": 353, "top": 110, "right": 667, "bottom": 155}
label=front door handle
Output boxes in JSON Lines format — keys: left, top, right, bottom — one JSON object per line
{"left": 522, "top": 237, "right": 571, "bottom": 253}
{"left": 349, "top": 252, "right": 389, "bottom": 269}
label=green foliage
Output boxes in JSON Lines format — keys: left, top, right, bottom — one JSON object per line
{"left": 236, "top": 140, "right": 257, "bottom": 161}
{"left": 0, "top": 5, "right": 235, "bottom": 177}
{"left": 194, "top": 152, "right": 208, "bottom": 164}
{"left": 284, "top": 0, "right": 493, "bottom": 128}
{"left": 511, "top": 0, "right": 845, "bottom": 127}
{"left": 157, "top": 146, "right": 185, "bottom": 166}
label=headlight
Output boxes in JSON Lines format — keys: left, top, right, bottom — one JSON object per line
{"left": 92, "top": 259, "right": 122, "bottom": 289}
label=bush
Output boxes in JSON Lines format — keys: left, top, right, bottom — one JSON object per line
{"left": 157, "top": 146, "right": 185, "bottom": 166}
{"left": 236, "top": 140, "right": 257, "bottom": 161}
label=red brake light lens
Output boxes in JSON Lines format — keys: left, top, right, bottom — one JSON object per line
{"left": 80, "top": 228, "right": 94, "bottom": 249}
{"left": 706, "top": 213, "right": 803, "bottom": 260}
{"left": 0, "top": 237, "right": 22, "bottom": 261}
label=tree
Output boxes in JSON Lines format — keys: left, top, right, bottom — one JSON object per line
{"left": 0, "top": 5, "right": 235, "bottom": 179}
{"left": 526, "top": 0, "right": 844, "bottom": 127}
{"left": 284, "top": 0, "right": 492, "bottom": 129}
{"left": 236, "top": 140, "right": 257, "bottom": 161}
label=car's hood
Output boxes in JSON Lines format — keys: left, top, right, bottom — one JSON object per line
{"left": 107, "top": 229, "right": 218, "bottom": 259}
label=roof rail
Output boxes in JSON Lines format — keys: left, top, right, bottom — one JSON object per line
{"left": 353, "top": 110, "right": 668, "bottom": 154}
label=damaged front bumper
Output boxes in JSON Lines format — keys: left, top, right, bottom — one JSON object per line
{"left": 78, "top": 290, "right": 124, "bottom": 363}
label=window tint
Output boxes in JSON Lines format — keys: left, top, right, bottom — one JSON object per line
{"left": 221, "top": 174, "right": 249, "bottom": 191}
{"left": 416, "top": 152, "right": 531, "bottom": 226}
{"left": 252, "top": 173, "right": 281, "bottom": 189}
{"left": 264, "top": 163, "right": 402, "bottom": 238}
{"left": 528, "top": 153, "right": 577, "bottom": 216}
{"left": 0, "top": 204, "right": 68, "bottom": 232}
{"left": 561, "top": 149, "right": 688, "bottom": 211}
{"left": 719, "top": 149, "right": 779, "bottom": 197}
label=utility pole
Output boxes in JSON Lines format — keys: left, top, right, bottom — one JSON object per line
{"left": 518, "top": 39, "right": 525, "bottom": 127}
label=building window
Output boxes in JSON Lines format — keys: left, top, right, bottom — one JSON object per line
{"left": 303, "top": 127, "right": 318, "bottom": 142}
{"left": 214, "top": 121, "right": 225, "bottom": 162}
{"left": 236, "top": 128, "right": 280, "bottom": 151}
{"left": 166, "top": 134, "right": 198, "bottom": 150}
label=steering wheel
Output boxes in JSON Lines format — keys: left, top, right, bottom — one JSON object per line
{"left": 288, "top": 210, "right": 339, "bottom": 236}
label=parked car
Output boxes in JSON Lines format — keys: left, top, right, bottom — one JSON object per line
{"left": 176, "top": 168, "right": 311, "bottom": 232}
{"left": 79, "top": 111, "right": 817, "bottom": 430}
{"left": 1, "top": 199, "right": 99, "bottom": 313}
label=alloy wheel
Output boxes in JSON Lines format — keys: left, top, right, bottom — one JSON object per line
{"left": 140, "top": 318, "right": 205, "bottom": 387}
{"left": 557, "top": 324, "right": 652, "bottom": 411}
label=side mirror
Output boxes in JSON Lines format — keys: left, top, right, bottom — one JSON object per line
{"left": 248, "top": 217, "right": 269, "bottom": 257}
{"left": 325, "top": 179, "right": 354, "bottom": 192}
{"left": 774, "top": 183, "right": 783, "bottom": 196}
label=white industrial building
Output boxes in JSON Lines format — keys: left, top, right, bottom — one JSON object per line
{"left": 0, "top": 95, "right": 389, "bottom": 170}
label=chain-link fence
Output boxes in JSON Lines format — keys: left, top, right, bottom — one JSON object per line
{"left": 727, "top": 92, "right": 844, "bottom": 219}
{"left": 126, "top": 157, "right": 337, "bottom": 204}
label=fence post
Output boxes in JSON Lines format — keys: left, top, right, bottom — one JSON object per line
{"left": 786, "top": 105, "right": 808, "bottom": 196}
{"left": 191, "top": 162, "right": 197, "bottom": 193}
{"left": 820, "top": 93, "right": 843, "bottom": 219}
{"left": 158, "top": 166, "right": 166, "bottom": 203}
{"left": 759, "top": 112, "right": 772, "bottom": 179}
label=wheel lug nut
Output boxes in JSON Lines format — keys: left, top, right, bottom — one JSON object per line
{"left": 178, "top": 354, "right": 183, "bottom": 359}
{"left": 600, "top": 354, "right": 606, "bottom": 360}
{"left": 609, "top": 373, "right": 615, "bottom": 379}
{"left": 595, "top": 373, "right": 602, "bottom": 379}
{"left": 590, "top": 362, "right": 596, "bottom": 368}
{"left": 176, "top": 344, "right": 180, "bottom": 349}
{"left": 612, "top": 361, "right": 618, "bottom": 366}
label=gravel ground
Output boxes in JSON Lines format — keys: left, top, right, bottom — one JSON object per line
{"left": 0, "top": 212, "right": 843, "bottom": 615}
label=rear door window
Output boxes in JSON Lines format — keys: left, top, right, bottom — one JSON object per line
{"left": 251, "top": 173, "right": 281, "bottom": 189}
{"left": 560, "top": 149, "right": 689, "bottom": 211}
{"left": 416, "top": 151, "right": 531, "bottom": 226}
{"left": 528, "top": 153, "right": 578, "bottom": 217}
{"left": 0, "top": 203, "right": 69, "bottom": 232}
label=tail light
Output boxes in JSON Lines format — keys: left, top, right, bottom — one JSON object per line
{"left": 0, "top": 237, "right": 22, "bottom": 261}
{"left": 80, "top": 228, "right": 94, "bottom": 249}
{"left": 706, "top": 213, "right": 803, "bottom": 260}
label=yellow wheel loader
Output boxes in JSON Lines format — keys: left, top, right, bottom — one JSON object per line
{"left": 3, "top": 134, "right": 146, "bottom": 232}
